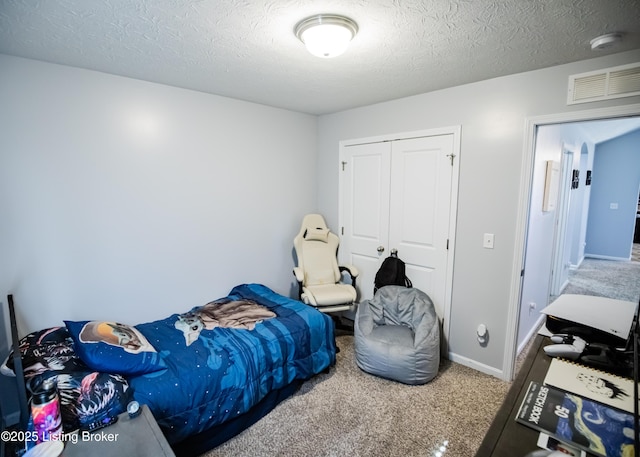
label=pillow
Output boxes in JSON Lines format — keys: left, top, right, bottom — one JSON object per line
{"left": 305, "top": 227, "right": 330, "bottom": 242}
{"left": 1, "top": 327, "right": 79, "bottom": 377}
{"left": 64, "top": 321, "right": 166, "bottom": 376}
{"left": 31, "top": 371, "right": 131, "bottom": 432}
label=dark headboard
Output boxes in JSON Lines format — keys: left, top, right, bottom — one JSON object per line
{"left": 7, "top": 295, "right": 30, "bottom": 431}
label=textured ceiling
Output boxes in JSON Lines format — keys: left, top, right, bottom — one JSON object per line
{"left": 0, "top": 0, "right": 639, "bottom": 115}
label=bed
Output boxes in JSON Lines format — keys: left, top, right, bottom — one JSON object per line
{"left": 2, "top": 283, "right": 337, "bottom": 456}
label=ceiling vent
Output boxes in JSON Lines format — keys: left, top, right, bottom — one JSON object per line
{"left": 567, "top": 62, "right": 640, "bottom": 105}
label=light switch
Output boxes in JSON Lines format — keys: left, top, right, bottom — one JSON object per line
{"left": 610, "top": 203, "right": 618, "bottom": 210}
{"left": 483, "top": 233, "right": 494, "bottom": 249}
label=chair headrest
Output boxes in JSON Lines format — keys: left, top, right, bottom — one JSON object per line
{"left": 304, "top": 227, "right": 330, "bottom": 242}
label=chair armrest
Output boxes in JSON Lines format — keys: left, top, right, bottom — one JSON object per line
{"left": 293, "top": 267, "right": 304, "bottom": 283}
{"left": 339, "top": 264, "right": 358, "bottom": 288}
{"left": 339, "top": 264, "right": 359, "bottom": 278}
{"left": 293, "top": 267, "right": 304, "bottom": 300}
{"left": 354, "top": 299, "right": 374, "bottom": 336}
{"left": 413, "top": 314, "right": 441, "bottom": 350}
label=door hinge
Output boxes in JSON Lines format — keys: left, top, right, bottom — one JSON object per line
{"left": 446, "top": 239, "right": 449, "bottom": 250}
{"left": 341, "top": 161, "right": 347, "bottom": 171}
{"left": 446, "top": 154, "right": 456, "bottom": 166}
{"left": 341, "top": 226, "right": 344, "bottom": 235}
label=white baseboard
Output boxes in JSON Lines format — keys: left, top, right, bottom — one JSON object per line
{"left": 585, "top": 253, "right": 630, "bottom": 261}
{"left": 518, "top": 314, "right": 546, "bottom": 355}
{"left": 569, "top": 255, "right": 585, "bottom": 271}
{"left": 447, "top": 352, "right": 505, "bottom": 380}
{"left": 559, "top": 279, "right": 569, "bottom": 293}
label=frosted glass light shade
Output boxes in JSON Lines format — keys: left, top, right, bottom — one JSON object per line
{"left": 295, "top": 15, "right": 358, "bottom": 58}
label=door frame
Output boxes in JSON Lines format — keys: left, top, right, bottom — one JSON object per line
{"left": 549, "top": 145, "right": 575, "bottom": 296}
{"left": 506, "top": 103, "right": 640, "bottom": 381}
{"left": 338, "top": 126, "right": 461, "bottom": 348}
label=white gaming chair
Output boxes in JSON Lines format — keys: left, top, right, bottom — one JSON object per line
{"left": 293, "top": 214, "right": 359, "bottom": 313}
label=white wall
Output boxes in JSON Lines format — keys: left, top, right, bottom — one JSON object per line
{"left": 586, "top": 129, "right": 640, "bottom": 259}
{"left": 317, "top": 49, "right": 640, "bottom": 377}
{"left": 0, "top": 54, "right": 317, "bottom": 334}
{"left": 3, "top": 49, "right": 640, "bottom": 379}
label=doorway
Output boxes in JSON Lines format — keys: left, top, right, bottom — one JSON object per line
{"left": 504, "top": 103, "right": 640, "bottom": 381}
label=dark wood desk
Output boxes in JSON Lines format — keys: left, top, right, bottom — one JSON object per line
{"left": 475, "top": 335, "right": 551, "bottom": 457}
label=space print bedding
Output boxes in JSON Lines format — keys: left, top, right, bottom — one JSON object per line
{"left": 3, "top": 283, "right": 336, "bottom": 453}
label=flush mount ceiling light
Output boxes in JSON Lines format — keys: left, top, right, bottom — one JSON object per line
{"left": 590, "top": 33, "right": 622, "bottom": 51}
{"left": 295, "top": 14, "right": 358, "bottom": 58}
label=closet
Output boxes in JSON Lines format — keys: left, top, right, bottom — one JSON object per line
{"left": 339, "top": 127, "right": 461, "bottom": 338}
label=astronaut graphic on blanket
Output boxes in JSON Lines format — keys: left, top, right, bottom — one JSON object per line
{"left": 174, "top": 299, "right": 276, "bottom": 346}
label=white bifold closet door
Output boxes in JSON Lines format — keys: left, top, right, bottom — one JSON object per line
{"left": 340, "top": 132, "right": 457, "bottom": 324}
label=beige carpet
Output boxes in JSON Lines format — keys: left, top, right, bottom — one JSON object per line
{"left": 201, "top": 334, "right": 511, "bottom": 457}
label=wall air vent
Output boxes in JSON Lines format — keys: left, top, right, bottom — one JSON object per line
{"left": 567, "top": 62, "right": 640, "bottom": 105}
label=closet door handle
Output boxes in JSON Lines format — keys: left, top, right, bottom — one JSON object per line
{"left": 377, "top": 246, "right": 385, "bottom": 253}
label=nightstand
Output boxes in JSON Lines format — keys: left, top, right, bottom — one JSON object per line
{"left": 60, "top": 405, "right": 174, "bottom": 457}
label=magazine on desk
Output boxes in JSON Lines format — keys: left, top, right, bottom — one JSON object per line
{"left": 543, "top": 358, "right": 635, "bottom": 414}
{"left": 537, "top": 433, "right": 596, "bottom": 457}
{"left": 516, "top": 381, "right": 635, "bottom": 457}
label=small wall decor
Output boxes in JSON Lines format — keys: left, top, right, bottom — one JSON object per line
{"left": 571, "top": 169, "right": 580, "bottom": 189}
{"left": 543, "top": 160, "right": 560, "bottom": 212}
{"left": 586, "top": 170, "right": 592, "bottom": 185}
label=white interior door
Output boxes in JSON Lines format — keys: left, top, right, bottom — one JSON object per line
{"left": 340, "top": 129, "right": 459, "bottom": 331}
{"left": 388, "top": 135, "right": 455, "bottom": 319}
{"left": 340, "top": 142, "right": 391, "bottom": 302}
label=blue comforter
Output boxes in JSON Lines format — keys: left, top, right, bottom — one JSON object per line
{"left": 129, "top": 283, "right": 336, "bottom": 444}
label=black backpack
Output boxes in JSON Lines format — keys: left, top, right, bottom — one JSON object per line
{"left": 374, "top": 252, "right": 412, "bottom": 294}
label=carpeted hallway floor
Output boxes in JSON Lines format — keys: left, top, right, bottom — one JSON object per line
{"left": 560, "top": 255, "right": 640, "bottom": 302}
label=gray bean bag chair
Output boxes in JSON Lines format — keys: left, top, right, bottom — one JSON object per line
{"left": 354, "top": 286, "right": 440, "bottom": 385}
